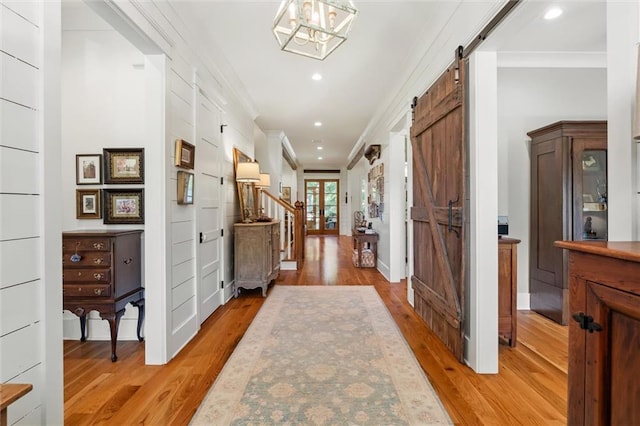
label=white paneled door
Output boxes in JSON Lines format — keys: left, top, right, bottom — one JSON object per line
{"left": 195, "top": 88, "right": 223, "bottom": 323}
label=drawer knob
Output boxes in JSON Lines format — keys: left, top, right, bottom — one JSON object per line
{"left": 93, "top": 257, "right": 104, "bottom": 265}
{"left": 93, "top": 273, "right": 104, "bottom": 280}
{"left": 70, "top": 254, "right": 82, "bottom": 262}
{"left": 93, "top": 242, "right": 105, "bottom": 249}
{"left": 94, "top": 288, "right": 103, "bottom": 296}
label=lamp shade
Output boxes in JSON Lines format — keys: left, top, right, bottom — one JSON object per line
{"left": 236, "top": 161, "right": 260, "bottom": 182}
{"left": 256, "top": 173, "right": 271, "bottom": 188}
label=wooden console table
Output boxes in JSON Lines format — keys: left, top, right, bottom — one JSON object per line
{"left": 1, "top": 383, "right": 32, "bottom": 426}
{"left": 63, "top": 230, "right": 145, "bottom": 362}
{"left": 352, "top": 230, "right": 378, "bottom": 268}
{"left": 234, "top": 222, "right": 280, "bottom": 297}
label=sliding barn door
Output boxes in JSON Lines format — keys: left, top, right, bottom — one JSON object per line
{"left": 410, "top": 52, "right": 466, "bottom": 361}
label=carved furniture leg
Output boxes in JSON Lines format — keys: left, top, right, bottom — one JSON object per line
{"left": 131, "top": 299, "right": 145, "bottom": 342}
{"left": 73, "top": 307, "right": 87, "bottom": 342}
{"left": 100, "top": 310, "right": 125, "bottom": 362}
{"left": 79, "top": 315, "right": 87, "bottom": 342}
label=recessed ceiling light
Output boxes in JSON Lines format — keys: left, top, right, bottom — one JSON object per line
{"left": 311, "top": 73, "right": 322, "bottom": 81}
{"left": 314, "top": 121, "right": 322, "bottom": 127}
{"left": 317, "top": 146, "right": 323, "bottom": 150}
{"left": 544, "top": 7, "right": 563, "bottom": 20}
{"left": 318, "top": 156, "right": 323, "bottom": 160}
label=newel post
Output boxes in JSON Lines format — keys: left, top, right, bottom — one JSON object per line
{"left": 294, "top": 201, "right": 305, "bottom": 264}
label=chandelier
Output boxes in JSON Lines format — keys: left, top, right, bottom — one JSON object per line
{"left": 273, "top": 0, "right": 358, "bottom": 61}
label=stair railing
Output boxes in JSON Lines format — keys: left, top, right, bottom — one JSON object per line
{"left": 258, "top": 190, "right": 305, "bottom": 269}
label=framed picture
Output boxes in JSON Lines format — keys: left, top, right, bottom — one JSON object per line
{"left": 177, "top": 171, "right": 194, "bottom": 205}
{"left": 76, "top": 154, "right": 102, "bottom": 185}
{"left": 76, "top": 189, "right": 101, "bottom": 219}
{"left": 281, "top": 186, "right": 291, "bottom": 203}
{"left": 103, "top": 148, "right": 144, "bottom": 184}
{"left": 103, "top": 189, "right": 144, "bottom": 224}
{"left": 175, "top": 139, "right": 195, "bottom": 169}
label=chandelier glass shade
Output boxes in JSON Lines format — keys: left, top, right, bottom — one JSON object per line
{"left": 273, "top": 0, "right": 358, "bottom": 60}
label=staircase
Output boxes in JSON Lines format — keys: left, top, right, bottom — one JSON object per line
{"left": 259, "top": 190, "right": 305, "bottom": 270}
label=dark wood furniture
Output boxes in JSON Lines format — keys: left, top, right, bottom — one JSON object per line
{"left": 234, "top": 222, "right": 280, "bottom": 297}
{"left": 498, "top": 237, "right": 520, "bottom": 347}
{"left": 352, "top": 230, "right": 378, "bottom": 268}
{"left": 528, "top": 121, "right": 607, "bottom": 324}
{"left": 62, "top": 230, "right": 144, "bottom": 362}
{"left": 1, "top": 384, "right": 32, "bottom": 426}
{"left": 555, "top": 241, "right": 640, "bottom": 425}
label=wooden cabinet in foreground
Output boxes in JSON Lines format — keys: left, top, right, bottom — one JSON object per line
{"left": 555, "top": 240, "right": 640, "bottom": 424}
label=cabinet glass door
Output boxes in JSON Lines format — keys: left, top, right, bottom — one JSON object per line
{"left": 579, "top": 149, "right": 607, "bottom": 240}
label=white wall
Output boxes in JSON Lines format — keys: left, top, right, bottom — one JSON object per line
{"left": 258, "top": 130, "right": 283, "bottom": 196}
{"left": 61, "top": 16, "right": 147, "bottom": 341}
{"left": 497, "top": 67, "right": 607, "bottom": 306}
{"left": 281, "top": 157, "right": 297, "bottom": 201}
{"left": 1, "top": 1, "right": 64, "bottom": 424}
{"left": 467, "top": 51, "right": 499, "bottom": 373}
{"left": 346, "top": 132, "right": 407, "bottom": 283}
{"left": 607, "top": 1, "right": 639, "bottom": 241}
{"left": 106, "top": 1, "right": 257, "bottom": 362}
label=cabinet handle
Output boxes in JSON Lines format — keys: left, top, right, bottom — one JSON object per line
{"left": 572, "top": 312, "right": 603, "bottom": 333}
{"left": 93, "top": 273, "right": 104, "bottom": 280}
{"left": 123, "top": 258, "right": 133, "bottom": 265}
{"left": 94, "top": 288, "right": 103, "bottom": 296}
{"left": 93, "top": 242, "right": 105, "bottom": 249}
{"left": 93, "top": 257, "right": 104, "bottom": 265}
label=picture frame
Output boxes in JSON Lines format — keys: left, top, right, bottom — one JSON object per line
{"left": 281, "top": 186, "right": 291, "bottom": 203}
{"left": 177, "top": 171, "right": 194, "bottom": 205}
{"left": 175, "top": 139, "right": 195, "bottom": 169}
{"left": 76, "top": 154, "right": 102, "bottom": 185}
{"left": 103, "top": 189, "right": 144, "bottom": 224}
{"left": 76, "top": 189, "right": 102, "bottom": 219}
{"left": 103, "top": 148, "right": 144, "bottom": 184}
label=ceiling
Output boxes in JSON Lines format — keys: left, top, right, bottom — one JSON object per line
{"left": 168, "top": 0, "right": 606, "bottom": 170}
{"left": 64, "top": 1, "right": 606, "bottom": 169}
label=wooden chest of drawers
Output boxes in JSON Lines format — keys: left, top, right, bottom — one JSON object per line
{"left": 62, "top": 230, "right": 144, "bottom": 362}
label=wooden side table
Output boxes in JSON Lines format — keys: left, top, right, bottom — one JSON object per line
{"left": 498, "top": 237, "right": 520, "bottom": 347}
{"left": 352, "top": 230, "right": 378, "bottom": 268}
{"left": 1, "top": 383, "right": 32, "bottom": 426}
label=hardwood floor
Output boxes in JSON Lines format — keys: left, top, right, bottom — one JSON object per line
{"left": 64, "top": 235, "right": 567, "bottom": 425}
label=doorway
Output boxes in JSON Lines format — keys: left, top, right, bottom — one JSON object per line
{"left": 305, "top": 179, "right": 339, "bottom": 235}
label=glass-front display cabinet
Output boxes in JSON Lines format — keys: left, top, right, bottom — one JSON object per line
{"left": 577, "top": 150, "right": 607, "bottom": 240}
{"left": 529, "top": 121, "right": 607, "bottom": 325}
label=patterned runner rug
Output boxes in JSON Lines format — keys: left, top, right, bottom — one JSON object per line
{"left": 191, "top": 286, "right": 452, "bottom": 425}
